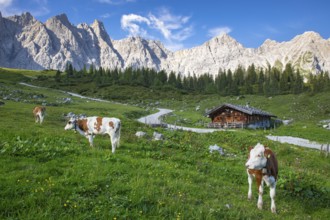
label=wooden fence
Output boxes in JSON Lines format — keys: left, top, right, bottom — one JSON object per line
{"left": 206, "top": 122, "right": 245, "bottom": 129}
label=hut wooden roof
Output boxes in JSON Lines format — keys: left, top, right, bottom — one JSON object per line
{"left": 205, "top": 103, "right": 276, "bottom": 118}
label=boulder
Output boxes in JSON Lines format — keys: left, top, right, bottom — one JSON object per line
{"left": 135, "top": 131, "right": 147, "bottom": 138}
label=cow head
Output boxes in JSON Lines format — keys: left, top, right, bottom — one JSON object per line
{"left": 64, "top": 117, "right": 77, "bottom": 130}
{"left": 245, "top": 143, "right": 268, "bottom": 170}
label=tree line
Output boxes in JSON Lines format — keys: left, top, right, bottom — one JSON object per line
{"left": 56, "top": 62, "right": 330, "bottom": 96}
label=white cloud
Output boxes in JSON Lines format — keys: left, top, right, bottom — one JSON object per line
{"left": 148, "top": 8, "right": 193, "bottom": 41}
{"left": 172, "top": 26, "right": 193, "bottom": 41}
{"left": 208, "top": 27, "right": 232, "bottom": 38}
{"left": 0, "top": 0, "right": 49, "bottom": 16}
{"left": 121, "top": 14, "right": 151, "bottom": 37}
{"left": 0, "top": 0, "right": 12, "bottom": 7}
{"left": 121, "top": 8, "right": 193, "bottom": 51}
{"left": 0, "top": 0, "right": 14, "bottom": 15}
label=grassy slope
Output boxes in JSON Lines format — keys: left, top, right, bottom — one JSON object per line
{"left": 52, "top": 78, "right": 330, "bottom": 143}
{"left": 0, "top": 69, "right": 329, "bottom": 219}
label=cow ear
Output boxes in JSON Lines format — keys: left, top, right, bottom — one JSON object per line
{"left": 264, "top": 149, "right": 271, "bottom": 158}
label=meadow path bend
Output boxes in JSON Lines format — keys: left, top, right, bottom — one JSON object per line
{"left": 137, "top": 108, "right": 219, "bottom": 133}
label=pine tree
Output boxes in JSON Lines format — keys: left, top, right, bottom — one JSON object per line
{"left": 226, "top": 69, "right": 233, "bottom": 95}
{"left": 175, "top": 74, "right": 183, "bottom": 89}
{"left": 244, "top": 64, "right": 257, "bottom": 94}
{"left": 263, "top": 73, "right": 271, "bottom": 96}
{"left": 234, "top": 65, "right": 245, "bottom": 87}
{"left": 168, "top": 71, "right": 177, "bottom": 87}
{"left": 269, "top": 67, "right": 280, "bottom": 95}
{"left": 65, "top": 62, "right": 74, "bottom": 78}
{"left": 55, "top": 70, "right": 61, "bottom": 82}
{"left": 82, "top": 64, "right": 87, "bottom": 76}
{"left": 89, "top": 63, "right": 94, "bottom": 76}
{"left": 157, "top": 70, "right": 168, "bottom": 85}
{"left": 257, "top": 69, "right": 265, "bottom": 95}
{"left": 292, "top": 69, "right": 304, "bottom": 94}
{"left": 324, "top": 71, "right": 330, "bottom": 91}
{"left": 215, "top": 70, "right": 227, "bottom": 95}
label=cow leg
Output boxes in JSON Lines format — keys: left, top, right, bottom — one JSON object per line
{"left": 111, "top": 140, "right": 116, "bottom": 153}
{"left": 87, "top": 135, "right": 94, "bottom": 147}
{"left": 39, "top": 114, "right": 44, "bottom": 124}
{"left": 247, "top": 171, "right": 253, "bottom": 200}
{"left": 257, "top": 177, "right": 263, "bottom": 210}
{"left": 109, "top": 133, "right": 116, "bottom": 153}
{"left": 270, "top": 183, "right": 276, "bottom": 213}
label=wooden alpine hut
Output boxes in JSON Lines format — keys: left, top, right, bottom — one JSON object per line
{"left": 205, "top": 103, "right": 276, "bottom": 129}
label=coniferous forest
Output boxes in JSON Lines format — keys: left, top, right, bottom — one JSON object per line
{"left": 50, "top": 62, "right": 330, "bottom": 96}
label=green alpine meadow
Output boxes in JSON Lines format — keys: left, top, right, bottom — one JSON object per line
{"left": 0, "top": 68, "right": 329, "bottom": 219}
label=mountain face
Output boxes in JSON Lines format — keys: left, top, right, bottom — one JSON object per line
{"left": 1, "top": 12, "right": 330, "bottom": 76}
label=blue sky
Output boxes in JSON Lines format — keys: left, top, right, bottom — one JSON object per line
{"left": 1, "top": 0, "right": 330, "bottom": 51}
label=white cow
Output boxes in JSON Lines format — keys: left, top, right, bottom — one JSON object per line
{"left": 245, "top": 143, "right": 278, "bottom": 213}
{"left": 33, "top": 106, "right": 46, "bottom": 124}
{"left": 65, "top": 116, "right": 121, "bottom": 153}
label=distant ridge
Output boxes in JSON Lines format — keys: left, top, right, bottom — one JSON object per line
{"left": 0, "top": 12, "right": 329, "bottom": 76}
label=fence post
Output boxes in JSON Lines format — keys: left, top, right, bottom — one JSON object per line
{"left": 321, "top": 144, "right": 324, "bottom": 156}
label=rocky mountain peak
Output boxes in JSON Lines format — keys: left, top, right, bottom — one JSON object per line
{"left": 261, "top": 39, "right": 278, "bottom": 47}
{"left": 91, "top": 19, "right": 111, "bottom": 42}
{"left": 46, "top": 13, "right": 71, "bottom": 28}
{"left": 292, "top": 31, "right": 324, "bottom": 44}
{"left": 257, "top": 39, "right": 279, "bottom": 53}
{"left": 8, "top": 12, "right": 36, "bottom": 26}
{"left": 77, "top": 22, "right": 89, "bottom": 30}
{"left": 91, "top": 19, "right": 103, "bottom": 29}
{"left": 206, "top": 33, "right": 244, "bottom": 50}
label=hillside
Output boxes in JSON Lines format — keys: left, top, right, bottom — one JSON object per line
{"left": 0, "top": 68, "right": 329, "bottom": 219}
{"left": 1, "top": 12, "right": 330, "bottom": 76}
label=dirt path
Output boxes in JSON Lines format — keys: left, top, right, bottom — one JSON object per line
{"left": 19, "top": 82, "right": 114, "bottom": 103}
{"left": 137, "top": 108, "right": 220, "bottom": 133}
{"left": 266, "top": 135, "right": 325, "bottom": 150}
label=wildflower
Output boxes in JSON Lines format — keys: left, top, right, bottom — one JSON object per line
{"left": 177, "top": 212, "right": 181, "bottom": 220}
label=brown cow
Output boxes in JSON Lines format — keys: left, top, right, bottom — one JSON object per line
{"left": 245, "top": 143, "right": 278, "bottom": 213}
{"left": 33, "top": 106, "right": 46, "bottom": 124}
{"left": 64, "top": 116, "right": 121, "bottom": 153}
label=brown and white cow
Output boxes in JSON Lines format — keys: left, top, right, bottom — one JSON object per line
{"left": 33, "top": 106, "right": 46, "bottom": 124}
{"left": 64, "top": 116, "right": 121, "bottom": 153}
{"left": 245, "top": 143, "right": 278, "bottom": 213}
